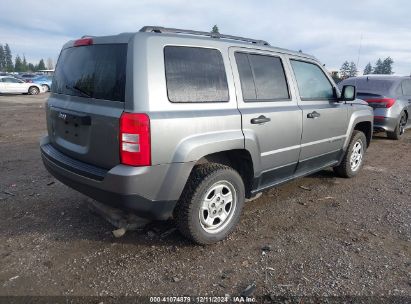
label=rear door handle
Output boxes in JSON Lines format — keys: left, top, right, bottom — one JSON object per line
{"left": 251, "top": 115, "right": 271, "bottom": 124}
{"left": 307, "top": 111, "right": 321, "bottom": 119}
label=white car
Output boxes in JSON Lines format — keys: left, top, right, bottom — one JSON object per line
{"left": 0, "top": 76, "right": 46, "bottom": 95}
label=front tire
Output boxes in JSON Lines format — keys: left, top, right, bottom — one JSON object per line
{"left": 387, "top": 111, "right": 407, "bottom": 140}
{"left": 333, "top": 130, "right": 367, "bottom": 178}
{"left": 28, "top": 86, "right": 39, "bottom": 95}
{"left": 174, "top": 163, "right": 245, "bottom": 245}
{"left": 42, "top": 84, "right": 50, "bottom": 92}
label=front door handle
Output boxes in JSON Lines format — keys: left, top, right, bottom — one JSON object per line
{"left": 251, "top": 115, "right": 271, "bottom": 124}
{"left": 307, "top": 111, "right": 321, "bottom": 119}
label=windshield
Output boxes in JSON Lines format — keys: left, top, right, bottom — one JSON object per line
{"left": 52, "top": 44, "right": 127, "bottom": 102}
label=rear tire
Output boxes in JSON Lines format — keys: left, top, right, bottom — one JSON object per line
{"left": 333, "top": 130, "right": 367, "bottom": 178}
{"left": 387, "top": 111, "right": 407, "bottom": 140}
{"left": 28, "top": 86, "right": 39, "bottom": 95}
{"left": 174, "top": 163, "right": 245, "bottom": 245}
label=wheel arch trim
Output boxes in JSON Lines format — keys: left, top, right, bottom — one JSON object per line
{"left": 343, "top": 109, "right": 373, "bottom": 150}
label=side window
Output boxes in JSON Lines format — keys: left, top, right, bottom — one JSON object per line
{"left": 290, "top": 60, "right": 334, "bottom": 100}
{"left": 235, "top": 53, "right": 256, "bottom": 100}
{"left": 164, "top": 46, "right": 229, "bottom": 103}
{"left": 402, "top": 80, "right": 411, "bottom": 96}
{"left": 235, "top": 52, "right": 290, "bottom": 101}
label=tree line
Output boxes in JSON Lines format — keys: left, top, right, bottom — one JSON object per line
{"left": 362, "top": 57, "right": 394, "bottom": 75}
{"left": 337, "top": 57, "right": 394, "bottom": 81}
{"left": 0, "top": 43, "right": 53, "bottom": 73}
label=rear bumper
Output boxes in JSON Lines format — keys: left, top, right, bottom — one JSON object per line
{"left": 373, "top": 116, "right": 397, "bottom": 132}
{"left": 40, "top": 136, "right": 193, "bottom": 220}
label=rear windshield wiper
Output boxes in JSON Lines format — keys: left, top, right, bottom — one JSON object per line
{"left": 65, "top": 84, "right": 92, "bottom": 98}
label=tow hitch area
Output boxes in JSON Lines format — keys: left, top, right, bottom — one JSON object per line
{"left": 86, "top": 199, "right": 151, "bottom": 237}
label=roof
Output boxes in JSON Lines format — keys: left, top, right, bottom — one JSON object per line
{"left": 66, "top": 26, "right": 316, "bottom": 61}
{"left": 352, "top": 75, "right": 410, "bottom": 81}
{"left": 137, "top": 26, "right": 316, "bottom": 60}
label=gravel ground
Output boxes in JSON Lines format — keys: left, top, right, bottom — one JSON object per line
{"left": 0, "top": 93, "right": 410, "bottom": 300}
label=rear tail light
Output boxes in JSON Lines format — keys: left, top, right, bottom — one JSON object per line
{"left": 26, "top": 79, "right": 32, "bottom": 83}
{"left": 365, "top": 98, "right": 396, "bottom": 108}
{"left": 119, "top": 112, "right": 151, "bottom": 166}
{"left": 74, "top": 38, "right": 93, "bottom": 47}
{"left": 374, "top": 116, "right": 385, "bottom": 120}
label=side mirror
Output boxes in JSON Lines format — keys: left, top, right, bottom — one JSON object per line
{"left": 340, "top": 85, "right": 356, "bottom": 102}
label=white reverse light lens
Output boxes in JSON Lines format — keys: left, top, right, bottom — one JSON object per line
{"left": 122, "top": 142, "right": 140, "bottom": 152}
{"left": 122, "top": 133, "right": 139, "bottom": 143}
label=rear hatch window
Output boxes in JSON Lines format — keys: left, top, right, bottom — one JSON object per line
{"left": 52, "top": 44, "right": 127, "bottom": 102}
{"left": 342, "top": 78, "right": 395, "bottom": 97}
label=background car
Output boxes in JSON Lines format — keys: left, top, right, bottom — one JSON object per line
{"left": 339, "top": 75, "right": 411, "bottom": 140}
{"left": 0, "top": 76, "right": 46, "bottom": 95}
{"left": 32, "top": 75, "right": 53, "bottom": 91}
{"left": 17, "top": 73, "right": 38, "bottom": 82}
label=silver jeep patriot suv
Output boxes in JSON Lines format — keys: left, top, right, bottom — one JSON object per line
{"left": 41, "top": 26, "right": 373, "bottom": 244}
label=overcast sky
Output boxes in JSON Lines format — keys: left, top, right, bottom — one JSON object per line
{"left": 1, "top": 0, "right": 410, "bottom": 75}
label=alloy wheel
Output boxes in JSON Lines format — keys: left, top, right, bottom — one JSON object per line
{"left": 350, "top": 140, "right": 363, "bottom": 171}
{"left": 399, "top": 114, "right": 407, "bottom": 135}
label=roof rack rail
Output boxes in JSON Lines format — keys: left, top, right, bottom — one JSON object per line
{"left": 139, "top": 26, "right": 270, "bottom": 46}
